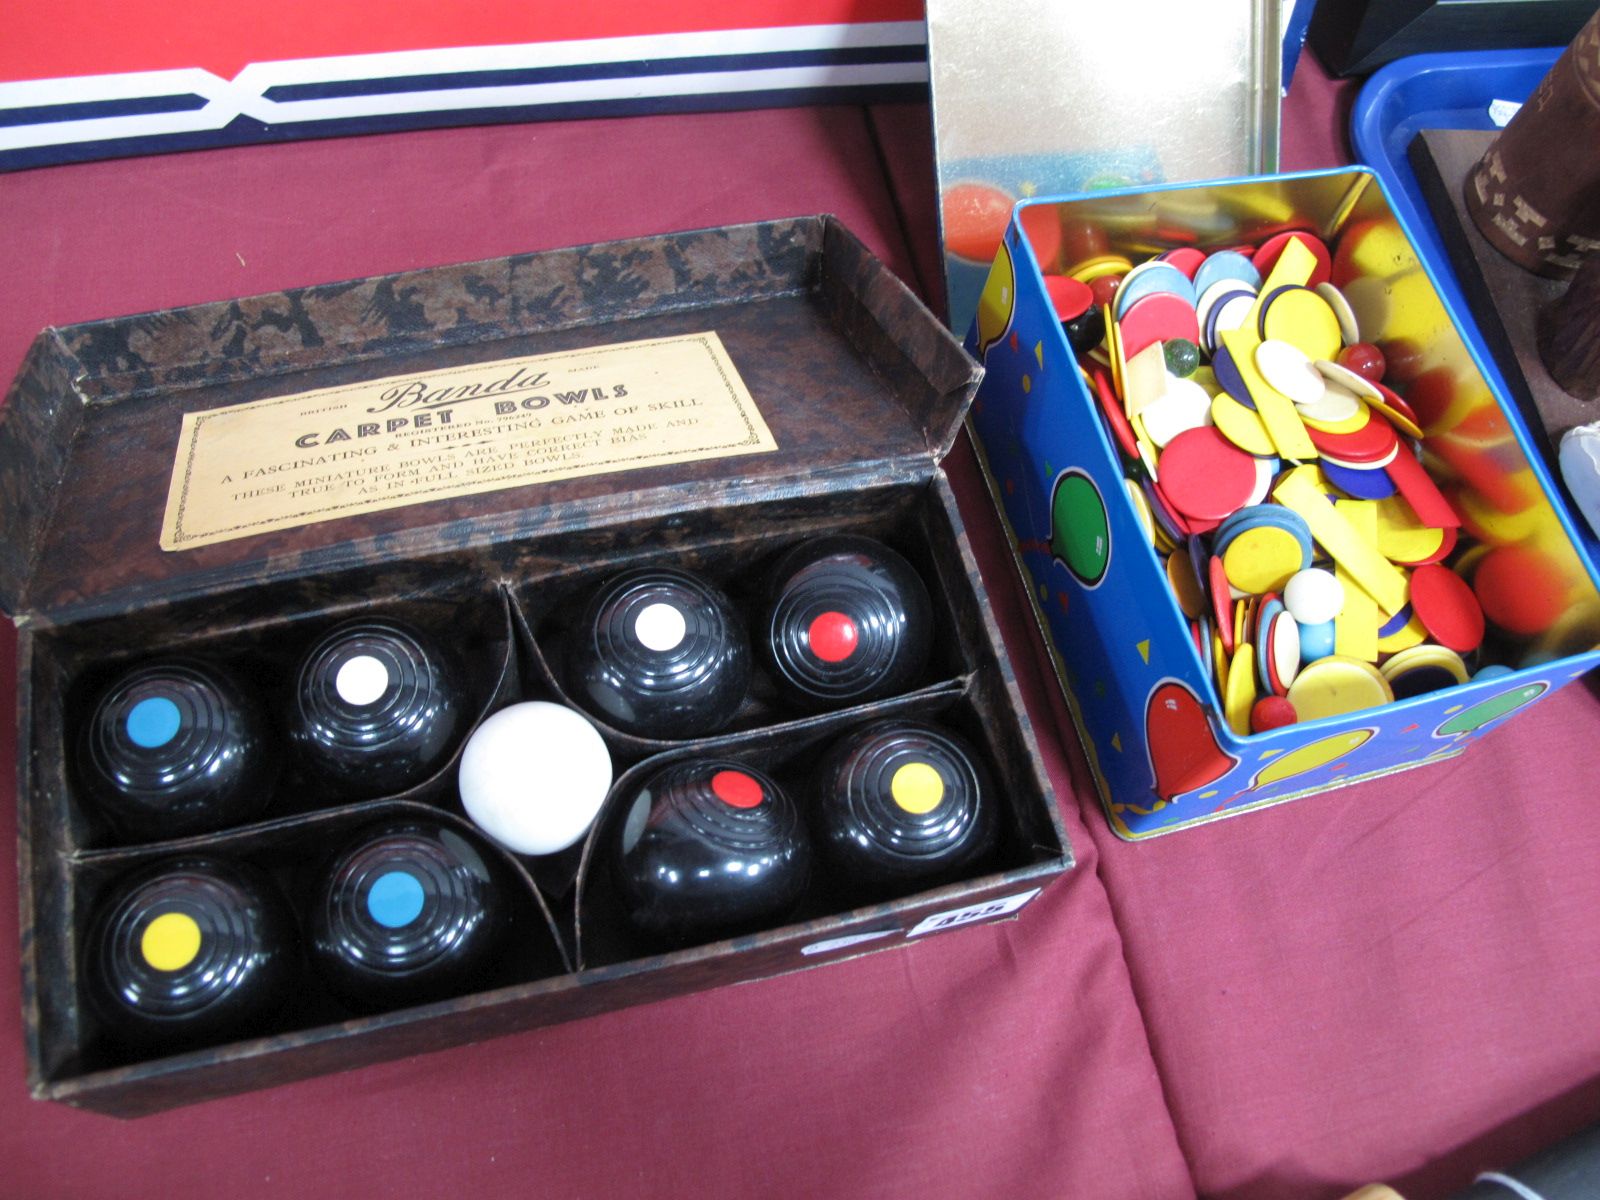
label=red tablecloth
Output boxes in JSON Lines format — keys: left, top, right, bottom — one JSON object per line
{"left": 4, "top": 54, "right": 1598, "bottom": 1200}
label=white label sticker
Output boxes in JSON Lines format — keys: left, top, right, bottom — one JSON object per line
{"left": 905, "top": 888, "right": 1041, "bottom": 938}
{"left": 1488, "top": 99, "right": 1522, "bottom": 128}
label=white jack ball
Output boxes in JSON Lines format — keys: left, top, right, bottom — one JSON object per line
{"left": 458, "top": 702, "right": 613, "bottom": 856}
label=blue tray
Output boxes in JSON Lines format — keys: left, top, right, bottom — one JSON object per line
{"left": 1350, "top": 47, "right": 1600, "bottom": 574}
{"left": 1351, "top": 48, "right": 1560, "bottom": 291}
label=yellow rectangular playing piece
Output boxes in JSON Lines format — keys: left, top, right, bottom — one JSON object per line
{"left": 1246, "top": 236, "right": 1318, "bottom": 327}
{"left": 1334, "top": 500, "right": 1380, "bottom": 661}
{"left": 1219, "top": 327, "right": 1318, "bottom": 462}
{"left": 1336, "top": 498, "right": 1381, "bottom": 551}
{"left": 1274, "top": 470, "right": 1410, "bottom": 614}
{"left": 1107, "top": 304, "right": 1126, "bottom": 400}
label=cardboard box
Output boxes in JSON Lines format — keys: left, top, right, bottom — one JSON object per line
{"left": 1, "top": 216, "right": 1072, "bottom": 1115}
{"left": 966, "top": 170, "right": 1600, "bottom": 839}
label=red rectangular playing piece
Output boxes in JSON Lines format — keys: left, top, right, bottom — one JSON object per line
{"left": 1386, "top": 444, "right": 1462, "bottom": 528}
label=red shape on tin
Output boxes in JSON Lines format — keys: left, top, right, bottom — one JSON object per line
{"left": 941, "top": 182, "right": 1013, "bottom": 264}
{"left": 1474, "top": 544, "right": 1569, "bottom": 636}
{"left": 1145, "top": 682, "right": 1238, "bottom": 802}
{"left": 1020, "top": 204, "right": 1064, "bottom": 272}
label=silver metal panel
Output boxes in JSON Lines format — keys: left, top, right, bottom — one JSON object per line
{"left": 927, "top": 0, "right": 1284, "bottom": 335}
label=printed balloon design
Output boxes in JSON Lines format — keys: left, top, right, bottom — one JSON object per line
{"left": 1050, "top": 469, "right": 1110, "bottom": 587}
{"left": 1434, "top": 681, "right": 1548, "bottom": 738}
{"left": 942, "top": 181, "right": 1016, "bottom": 265}
{"left": 1252, "top": 728, "right": 1374, "bottom": 789}
{"left": 974, "top": 239, "right": 1016, "bottom": 360}
{"left": 1145, "top": 680, "right": 1236, "bottom": 802}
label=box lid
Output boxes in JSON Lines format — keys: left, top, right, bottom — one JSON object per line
{"left": 0, "top": 216, "right": 980, "bottom": 624}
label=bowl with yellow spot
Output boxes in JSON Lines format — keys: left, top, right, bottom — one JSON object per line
{"left": 813, "top": 720, "right": 999, "bottom": 898}
{"left": 83, "top": 858, "right": 297, "bottom": 1049}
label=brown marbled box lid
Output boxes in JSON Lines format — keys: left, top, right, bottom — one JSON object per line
{"left": 0, "top": 215, "right": 980, "bottom": 626}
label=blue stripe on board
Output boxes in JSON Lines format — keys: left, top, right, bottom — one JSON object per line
{"left": 0, "top": 92, "right": 208, "bottom": 129}
{"left": 0, "top": 82, "right": 931, "bottom": 172}
{"left": 262, "top": 44, "right": 926, "bottom": 102}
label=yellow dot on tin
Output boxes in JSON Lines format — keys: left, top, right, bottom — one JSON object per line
{"left": 140, "top": 911, "right": 202, "bottom": 972}
{"left": 891, "top": 761, "right": 946, "bottom": 814}
{"left": 1022, "top": 374, "right": 1032, "bottom": 393}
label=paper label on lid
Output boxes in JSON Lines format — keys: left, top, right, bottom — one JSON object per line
{"left": 159, "top": 330, "right": 776, "bottom": 551}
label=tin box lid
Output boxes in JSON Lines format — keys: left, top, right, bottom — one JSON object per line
{"left": 0, "top": 216, "right": 981, "bottom": 624}
{"left": 927, "top": 0, "right": 1284, "bottom": 338}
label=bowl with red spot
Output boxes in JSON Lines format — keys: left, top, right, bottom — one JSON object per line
{"left": 609, "top": 760, "right": 810, "bottom": 945}
{"left": 760, "top": 535, "right": 933, "bottom": 712}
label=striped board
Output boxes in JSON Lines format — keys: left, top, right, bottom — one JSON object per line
{"left": 1, "top": 1, "right": 928, "bottom": 169}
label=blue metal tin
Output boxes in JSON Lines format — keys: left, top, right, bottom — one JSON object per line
{"left": 968, "top": 168, "right": 1600, "bottom": 838}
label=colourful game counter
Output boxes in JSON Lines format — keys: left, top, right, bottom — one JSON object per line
{"left": 3, "top": 51, "right": 1599, "bottom": 1200}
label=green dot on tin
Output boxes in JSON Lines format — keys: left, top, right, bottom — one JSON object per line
{"left": 1435, "top": 682, "right": 1547, "bottom": 738}
{"left": 1050, "top": 471, "right": 1110, "bottom": 586}
{"left": 1164, "top": 339, "right": 1201, "bottom": 378}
